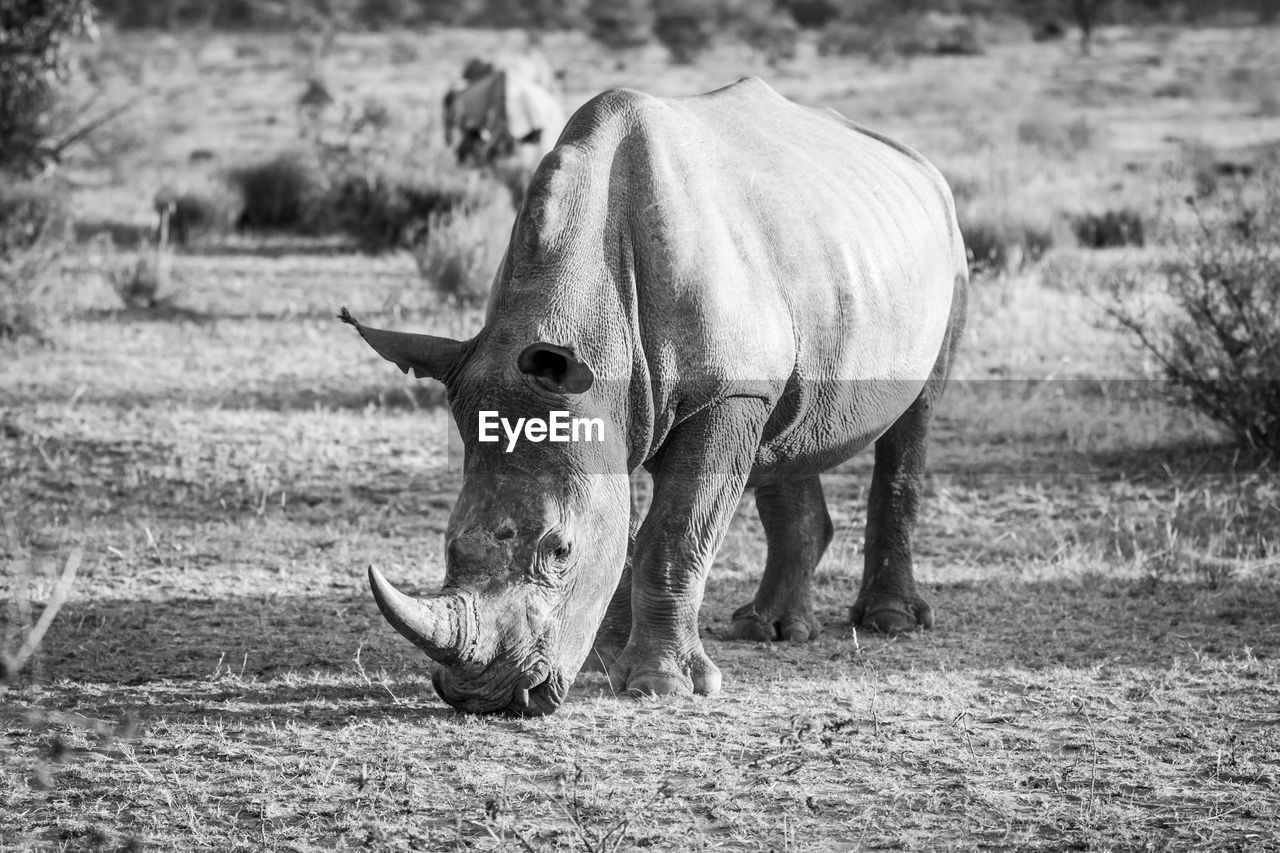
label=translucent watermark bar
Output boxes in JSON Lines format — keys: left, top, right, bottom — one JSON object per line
{"left": 422, "top": 378, "right": 1278, "bottom": 475}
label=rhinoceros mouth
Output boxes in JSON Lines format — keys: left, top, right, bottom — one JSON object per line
{"left": 432, "top": 661, "right": 566, "bottom": 716}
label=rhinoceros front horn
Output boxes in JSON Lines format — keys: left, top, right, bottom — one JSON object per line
{"left": 368, "top": 566, "right": 473, "bottom": 666}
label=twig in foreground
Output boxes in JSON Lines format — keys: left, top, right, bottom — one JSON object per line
{"left": 1, "top": 548, "right": 82, "bottom": 681}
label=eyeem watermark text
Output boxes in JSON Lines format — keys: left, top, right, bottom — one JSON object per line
{"left": 478, "top": 411, "right": 605, "bottom": 452}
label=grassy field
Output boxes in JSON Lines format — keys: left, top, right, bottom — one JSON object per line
{"left": 3, "top": 22, "right": 1280, "bottom": 852}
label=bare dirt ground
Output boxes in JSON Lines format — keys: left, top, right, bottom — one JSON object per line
{"left": 3, "top": 23, "right": 1280, "bottom": 853}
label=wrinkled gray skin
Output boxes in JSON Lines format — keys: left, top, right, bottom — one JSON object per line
{"left": 342, "top": 77, "right": 968, "bottom": 716}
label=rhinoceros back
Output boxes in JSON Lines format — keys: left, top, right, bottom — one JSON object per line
{"left": 498, "top": 78, "right": 966, "bottom": 475}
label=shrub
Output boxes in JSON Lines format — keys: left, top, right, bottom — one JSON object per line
{"left": 0, "top": 181, "right": 69, "bottom": 258}
{"left": 654, "top": 0, "right": 716, "bottom": 64}
{"left": 155, "top": 180, "right": 241, "bottom": 246}
{"left": 168, "top": 191, "right": 236, "bottom": 245}
{"left": 0, "top": 0, "right": 96, "bottom": 176}
{"left": 1258, "top": 91, "right": 1280, "bottom": 118}
{"left": 817, "top": 21, "right": 896, "bottom": 61}
{"left": 1031, "top": 17, "right": 1066, "bottom": 41}
{"left": 783, "top": 0, "right": 840, "bottom": 28}
{"left": 228, "top": 153, "right": 325, "bottom": 231}
{"left": 210, "top": 0, "right": 259, "bottom": 27}
{"left": 1153, "top": 80, "right": 1195, "bottom": 99}
{"left": 816, "top": 7, "right": 982, "bottom": 61}
{"left": 389, "top": 37, "right": 419, "bottom": 64}
{"left": 297, "top": 78, "right": 335, "bottom": 114}
{"left": 468, "top": 0, "right": 590, "bottom": 28}
{"left": 109, "top": 252, "right": 167, "bottom": 309}
{"left": 354, "top": 0, "right": 414, "bottom": 29}
{"left": 0, "top": 180, "right": 71, "bottom": 340}
{"left": 1038, "top": 250, "right": 1157, "bottom": 294}
{"left": 411, "top": 199, "right": 514, "bottom": 305}
{"left": 93, "top": 0, "right": 155, "bottom": 28}
{"left": 1071, "top": 208, "right": 1145, "bottom": 248}
{"left": 1181, "top": 142, "right": 1227, "bottom": 199}
{"left": 587, "top": 0, "right": 654, "bottom": 49}
{"left": 1016, "top": 113, "right": 1098, "bottom": 156}
{"left": 321, "top": 159, "right": 510, "bottom": 252}
{"left": 942, "top": 172, "right": 982, "bottom": 208}
{"left": 1, "top": 244, "right": 63, "bottom": 341}
{"left": 722, "top": 0, "right": 799, "bottom": 63}
{"left": 959, "top": 209, "right": 1054, "bottom": 275}
{"left": 1108, "top": 185, "right": 1280, "bottom": 454}
{"left": 911, "top": 13, "right": 983, "bottom": 56}
{"left": 354, "top": 98, "right": 394, "bottom": 133}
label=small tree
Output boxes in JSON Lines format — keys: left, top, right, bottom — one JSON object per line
{"left": 1109, "top": 182, "right": 1280, "bottom": 455}
{"left": 0, "top": 0, "right": 98, "bottom": 176}
{"left": 0, "top": 0, "right": 81, "bottom": 342}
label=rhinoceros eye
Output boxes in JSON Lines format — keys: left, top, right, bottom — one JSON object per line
{"left": 542, "top": 533, "right": 571, "bottom": 564}
{"left": 531, "top": 535, "right": 571, "bottom": 585}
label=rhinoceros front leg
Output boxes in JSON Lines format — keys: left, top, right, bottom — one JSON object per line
{"left": 850, "top": 393, "right": 937, "bottom": 635}
{"left": 583, "top": 532, "right": 635, "bottom": 674}
{"left": 725, "top": 476, "right": 832, "bottom": 642}
{"left": 584, "top": 479, "right": 648, "bottom": 674}
{"left": 608, "top": 398, "right": 769, "bottom": 697}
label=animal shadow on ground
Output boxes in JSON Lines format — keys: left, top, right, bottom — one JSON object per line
{"left": 21, "top": 593, "right": 456, "bottom": 725}
{"left": 81, "top": 304, "right": 219, "bottom": 325}
{"left": 23, "top": 571, "right": 1279, "bottom": 724}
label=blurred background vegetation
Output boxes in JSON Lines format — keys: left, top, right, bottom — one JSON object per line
{"left": 2, "top": 0, "right": 1278, "bottom": 446}
{"left": 84, "top": 0, "right": 1279, "bottom": 34}
{"left": 76, "top": 0, "right": 1280, "bottom": 66}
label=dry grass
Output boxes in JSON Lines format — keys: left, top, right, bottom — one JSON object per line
{"left": 410, "top": 200, "right": 514, "bottom": 306}
{"left": 1, "top": 22, "right": 1279, "bottom": 853}
{"left": 3, "top": 253, "right": 1277, "bottom": 851}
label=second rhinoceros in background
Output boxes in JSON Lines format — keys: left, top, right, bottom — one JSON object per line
{"left": 342, "top": 77, "right": 967, "bottom": 715}
{"left": 442, "top": 51, "right": 565, "bottom": 168}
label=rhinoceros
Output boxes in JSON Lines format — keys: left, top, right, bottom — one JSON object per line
{"left": 341, "top": 77, "right": 967, "bottom": 715}
{"left": 443, "top": 52, "right": 565, "bottom": 168}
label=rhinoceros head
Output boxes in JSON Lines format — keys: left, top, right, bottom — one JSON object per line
{"left": 340, "top": 308, "right": 630, "bottom": 715}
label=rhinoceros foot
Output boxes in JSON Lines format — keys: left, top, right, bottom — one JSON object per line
{"left": 850, "top": 593, "right": 934, "bottom": 635}
{"left": 725, "top": 602, "right": 820, "bottom": 643}
{"left": 606, "top": 643, "right": 722, "bottom": 698}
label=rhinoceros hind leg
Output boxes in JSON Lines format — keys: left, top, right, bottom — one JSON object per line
{"left": 852, "top": 274, "right": 965, "bottom": 635}
{"left": 849, "top": 392, "right": 938, "bottom": 635}
{"left": 726, "top": 476, "right": 831, "bottom": 643}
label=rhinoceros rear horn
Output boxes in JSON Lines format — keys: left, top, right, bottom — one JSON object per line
{"left": 339, "top": 307, "right": 469, "bottom": 383}
{"left": 368, "top": 566, "right": 473, "bottom": 665}
{"left": 518, "top": 342, "right": 594, "bottom": 394}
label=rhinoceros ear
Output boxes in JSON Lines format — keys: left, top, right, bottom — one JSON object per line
{"left": 339, "top": 307, "right": 468, "bottom": 383}
{"left": 518, "top": 343, "right": 594, "bottom": 394}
